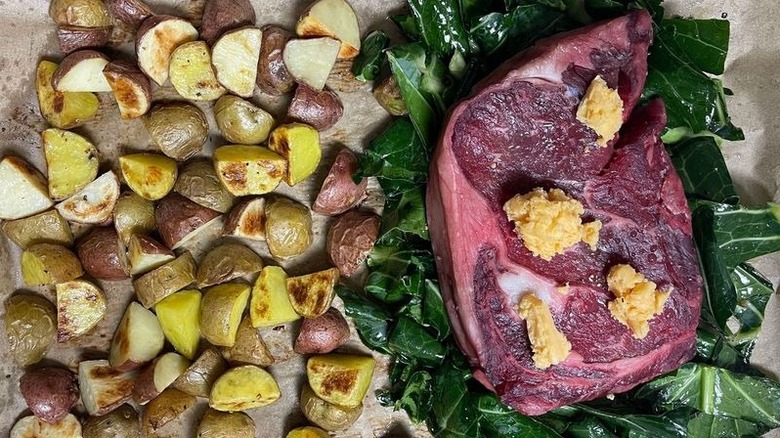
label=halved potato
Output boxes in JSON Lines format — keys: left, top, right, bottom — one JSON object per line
{"left": 312, "top": 148, "right": 367, "bottom": 216}
{"left": 268, "top": 123, "right": 321, "bottom": 186}
{"left": 103, "top": 60, "right": 153, "bottom": 119}
{"left": 76, "top": 227, "right": 128, "bottom": 280}
{"left": 133, "top": 352, "right": 191, "bottom": 404}
{"left": 283, "top": 37, "right": 340, "bottom": 91}
{"left": 200, "top": 282, "right": 250, "bottom": 347}
{"left": 4, "top": 293, "right": 57, "bottom": 367}
{"left": 114, "top": 191, "right": 155, "bottom": 244}
{"left": 169, "top": 41, "right": 226, "bottom": 101}
{"left": 174, "top": 160, "right": 235, "bottom": 213}
{"left": 10, "top": 414, "right": 82, "bottom": 438}
{"left": 296, "top": 0, "right": 360, "bottom": 59}
{"left": 0, "top": 156, "right": 53, "bottom": 220}
{"left": 172, "top": 348, "right": 226, "bottom": 397}
{"left": 21, "top": 243, "right": 83, "bottom": 286}
{"left": 286, "top": 427, "right": 330, "bottom": 438}
{"left": 55, "top": 170, "right": 120, "bottom": 224}
{"left": 79, "top": 359, "right": 139, "bottom": 416}
{"left": 50, "top": 0, "right": 112, "bottom": 27}
{"left": 287, "top": 84, "right": 343, "bottom": 131}
{"left": 56, "top": 25, "right": 112, "bottom": 55}
{"left": 109, "top": 302, "right": 165, "bottom": 371}
{"left": 81, "top": 405, "right": 142, "bottom": 438}
{"left": 141, "top": 388, "right": 197, "bottom": 436}
{"left": 223, "top": 197, "right": 266, "bottom": 240}
{"left": 221, "top": 316, "right": 274, "bottom": 367}
{"left": 249, "top": 266, "right": 300, "bottom": 328}
{"left": 212, "top": 26, "right": 262, "bottom": 97}
{"left": 265, "top": 196, "right": 313, "bottom": 260}
{"left": 42, "top": 128, "right": 99, "bottom": 200}
{"left": 119, "top": 153, "right": 178, "bottom": 201}
{"left": 300, "top": 383, "right": 362, "bottom": 431}
{"left": 197, "top": 243, "right": 263, "bottom": 288}
{"left": 52, "top": 49, "right": 111, "bottom": 92}
{"left": 36, "top": 60, "right": 99, "bottom": 129}
{"left": 106, "top": 0, "right": 154, "bottom": 27}
{"left": 156, "top": 193, "right": 222, "bottom": 249}
{"left": 136, "top": 15, "right": 198, "bottom": 85}
{"left": 209, "top": 365, "right": 281, "bottom": 412}
{"left": 213, "top": 145, "right": 286, "bottom": 196}
{"left": 307, "top": 353, "right": 375, "bottom": 409}
{"left": 155, "top": 289, "right": 202, "bottom": 360}
{"left": 287, "top": 268, "right": 339, "bottom": 318}
{"left": 2, "top": 209, "right": 73, "bottom": 249}
{"left": 144, "top": 101, "right": 209, "bottom": 161}
{"left": 197, "top": 409, "right": 256, "bottom": 438}
{"left": 127, "top": 234, "right": 175, "bottom": 276}
{"left": 133, "top": 251, "right": 197, "bottom": 308}
{"left": 256, "top": 25, "right": 294, "bottom": 95}
{"left": 56, "top": 279, "right": 107, "bottom": 342}
{"left": 214, "top": 95, "right": 275, "bottom": 145}
{"left": 199, "top": 0, "right": 256, "bottom": 45}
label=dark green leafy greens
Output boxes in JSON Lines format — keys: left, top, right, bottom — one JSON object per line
{"left": 352, "top": 30, "right": 390, "bottom": 82}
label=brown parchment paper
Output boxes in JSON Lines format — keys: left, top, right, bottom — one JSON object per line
{"left": 0, "top": 0, "right": 778, "bottom": 437}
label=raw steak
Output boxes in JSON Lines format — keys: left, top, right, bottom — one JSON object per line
{"left": 427, "top": 10, "right": 703, "bottom": 415}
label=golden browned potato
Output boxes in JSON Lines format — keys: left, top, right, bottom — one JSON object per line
{"left": 256, "top": 25, "right": 294, "bottom": 95}
{"left": 196, "top": 243, "right": 263, "bottom": 288}
{"left": 285, "top": 426, "right": 330, "bottom": 438}
{"left": 199, "top": 0, "right": 256, "bottom": 46}
{"left": 312, "top": 148, "right": 367, "bottom": 215}
{"left": 113, "top": 191, "right": 156, "bottom": 244}
{"left": 300, "top": 383, "right": 362, "bottom": 431}
{"left": 141, "top": 388, "right": 197, "bottom": 436}
{"left": 4, "top": 293, "right": 57, "bottom": 366}
{"left": 249, "top": 265, "right": 300, "bottom": 328}
{"left": 82, "top": 404, "right": 142, "bottom": 438}
{"left": 264, "top": 196, "right": 313, "bottom": 260}
{"left": 55, "top": 171, "right": 120, "bottom": 224}
{"left": 19, "top": 367, "right": 79, "bottom": 424}
{"left": 373, "top": 74, "right": 407, "bottom": 116}
{"left": 56, "top": 279, "right": 107, "bottom": 341}
{"left": 287, "top": 85, "right": 343, "bottom": 131}
{"left": 136, "top": 15, "right": 198, "bottom": 85}
{"left": 76, "top": 227, "right": 128, "bottom": 280}
{"left": 105, "top": 0, "right": 153, "bottom": 27}
{"left": 56, "top": 26, "right": 112, "bottom": 55}
{"left": 173, "top": 348, "right": 227, "bottom": 398}
{"left": 42, "top": 128, "right": 99, "bottom": 200}
{"left": 213, "top": 145, "right": 287, "bottom": 196}
{"left": 103, "top": 60, "right": 153, "bottom": 119}
{"left": 326, "top": 210, "right": 380, "bottom": 277}
{"left": 214, "top": 95, "right": 275, "bottom": 145}
{"left": 221, "top": 316, "right": 274, "bottom": 367}
{"left": 35, "top": 60, "right": 98, "bottom": 129}
{"left": 132, "top": 251, "right": 197, "bottom": 308}
{"left": 109, "top": 302, "right": 165, "bottom": 371}
{"left": 79, "top": 359, "right": 139, "bottom": 416}
{"left": 144, "top": 102, "right": 209, "bottom": 161}
{"left": 49, "top": 0, "right": 112, "bottom": 27}
{"left": 0, "top": 156, "right": 53, "bottom": 220}
{"left": 209, "top": 365, "right": 280, "bottom": 411}
{"left": 155, "top": 290, "right": 201, "bottom": 360}
{"left": 222, "top": 197, "right": 266, "bottom": 240}
{"left": 156, "top": 193, "right": 222, "bottom": 249}
{"left": 268, "top": 123, "right": 321, "bottom": 186}
{"left": 287, "top": 268, "right": 339, "bottom": 318}
{"left": 296, "top": 0, "right": 361, "bottom": 59}
{"left": 294, "top": 307, "right": 350, "bottom": 355}
{"left": 169, "top": 41, "right": 226, "bottom": 101}
{"left": 132, "top": 352, "right": 190, "bottom": 405}
{"left": 174, "top": 160, "right": 236, "bottom": 213}
{"left": 197, "top": 409, "right": 256, "bottom": 438}
{"left": 10, "top": 414, "right": 82, "bottom": 438}
{"left": 51, "top": 49, "right": 111, "bottom": 92}
{"left": 200, "top": 282, "right": 250, "bottom": 347}
{"left": 1, "top": 209, "right": 73, "bottom": 249}
{"left": 307, "top": 353, "right": 375, "bottom": 409}
{"left": 21, "top": 243, "right": 83, "bottom": 286}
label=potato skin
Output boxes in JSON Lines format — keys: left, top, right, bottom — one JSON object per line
{"left": 373, "top": 74, "right": 407, "bottom": 116}
{"left": 294, "top": 307, "right": 350, "bottom": 355}
{"left": 196, "top": 243, "right": 263, "bottom": 288}
{"left": 312, "top": 149, "right": 368, "bottom": 216}
{"left": 2, "top": 209, "right": 73, "bottom": 249}
{"left": 82, "top": 404, "right": 142, "bottom": 438}
{"left": 300, "top": 384, "right": 362, "bottom": 431}
{"left": 174, "top": 160, "right": 236, "bottom": 213}
{"left": 114, "top": 191, "right": 156, "bottom": 245}
{"left": 287, "top": 85, "right": 343, "bottom": 131}
{"left": 173, "top": 348, "right": 227, "bottom": 397}
{"left": 4, "top": 294, "right": 57, "bottom": 366}
{"left": 197, "top": 408, "right": 256, "bottom": 438}
{"left": 77, "top": 227, "right": 129, "bottom": 280}
{"left": 256, "top": 25, "right": 294, "bottom": 95}
{"left": 222, "top": 317, "right": 274, "bottom": 367}
{"left": 105, "top": 0, "right": 153, "bottom": 27}
{"left": 56, "top": 26, "right": 112, "bottom": 54}
{"left": 200, "top": 0, "right": 256, "bottom": 46}
{"left": 19, "top": 367, "right": 79, "bottom": 424}
{"left": 50, "top": 0, "right": 112, "bottom": 27}
{"left": 144, "top": 102, "right": 209, "bottom": 161}
{"left": 156, "top": 193, "right": 221, "bottom": 249}
{"left": 141, "top": 388, "right": 196, "bottom": 436}
{"left": 214, "top": 95, "right": 275, "bottom": 145}
{"left": 265, "top": 197, "right": 313, "bottom": 260}
{"left": 327, "top": 210, "right": 380, "bottom": 277}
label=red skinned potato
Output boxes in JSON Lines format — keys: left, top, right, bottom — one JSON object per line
{"left": 106, "top": 0, "right": 154, "bottom": 27}
{"left": 156, "top": 193, "right": 222, "bottom": 249}
{"left": 52, "top": 50, "right": 111, "bottom": 92}
{"left": 288, "top": 85, "right": 343, "bottom": 131}
{"left": 103, "top": 60, "right": 153, "bottom": 119}
{"left": 132, "top": 352, "right": 190, "bottom": 405}
{"left": 199, "top": 0, "right": 256, "bottom": 46}
{"left": 77, "top": 227, "right": 128, "bottom": 280}
{"left": 327, "top": 210, "right": 379, "bottom": 277}
{"left": 256, "top": 25, "right": 294, "bottom": 95}
{"left": 136, "top": 15, "right": 198, "bottom": 85}
{"left": 223, "top": 197, "right": 266, "bottom": 240}
{"left": 312, "top": 149, "right": 367, "bottom": 215}
{"left": 19, "top": 367, "right": 79, "bottom": 424}
{"left": 127, "top": 233, "right": 175, "bottom": 276}
{"left": 56, "top": 26, "right": 112, "bottom": 54}
{"left": 294, "top": 307, "right": 350, "bottom": 354}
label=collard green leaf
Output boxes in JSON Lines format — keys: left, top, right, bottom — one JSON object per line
{"left": 423, "top": 279, "right": 452, "bottom": 339}
{"left": 566, "top": 417, "right": 618, "bottom": 438}
{"left": 471, "top": 5, "right": 574, "bottom": 57}
{"left": 729, "top": 263, "right": 775, "bottom": 358}
{"left": 572, "top": 404, "right": 688, "bottom": 438}
{"left": 656, "top": 18, "right": 730, "bottom": 75}
{"left": 477, "top": 394, "right": 562, "bottom": 437}
{"left": 407, "top": 0, "right": 472, "bottom": 57}
{"left": 396, "top": 370, "right": 434, "bottom": 423}
{"left": 695, "top": 326, "right": 749, "bottom": 371}
{"left": 393, "top": 14, "right": 422, "bottom": 41}
{"left": 668, "top": 136, "right": 738, "bottom": 204}
{"left": 337, "top": 286, "right": 391, "bottom": 353}
{"left": 352, "top": 30, "right": 390, "bottom": 82}
{"left": 382, "top": 186, "right": 429, "bottom": 239}
{"left": 429, "top": 360, "right": 480, "bottom": 437}
{"left": 358, "top": 117, "right": 429, "bottom": 193}
{"left": 687, "top": 412, "right": 767, "bottom": 438}
{"left": 388, "top": 315, "right": 447, "bottom": 366}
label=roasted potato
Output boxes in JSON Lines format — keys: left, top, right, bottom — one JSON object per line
{"left": 312, "top": 148, "right": 367, "bottom": 215}
{"left": 103, "top": 60, "right": 153, "bottom": 119}
{"left": 19, "top": 367, "right": 79, "bottom": 424}
{"left": 327, "top": 210, "right": 380, "bottom": 276}
{"left": 49, "top": 0, "right": 112, "bottom": 27}
{"left": 10, "top": 414, "right": 81, "bottom": 438}
{"left": 223, "top": 197, "right": 266, "bottom": 240}
{"left": 300, "top": 383, "right": 362, "bottom": 431}
{"left": 197, "top": 409, "right": 256, "bottom": 438}
{"left": 56, "top": 279, "right": 107, "bottom": 341}
{"left": 221, "top": 316, "right": 274, "bottom": 367}
{"left": 136, "top": 15, "right": 198, "bottom": 85}
{"left": 52, "top": 49, "right": 111, "bottom": 92}
{"left": 288, "top": 85, "right": 343, "bottom": 131}
{"left": 132, "top": 352, "right": 190, "bottom": 404}
{"left": 142, "top": 388, "right": 197, "bottom": 436}
{"left": 212, "top": 26, "right": 262, "bottom": 97}
{"left": 0, "top": 156, "right": 53, "bottom": 220}
{"left": 2, "top": 209, "right": 73, "bottom": 249}
{"left": 133, "top": 251, "right": 197, "bottom": 308}
{"left": 373, "top": 74, "right": 407, "bottom": 116}
{"left": 284, "top": 37, "right": 341, "bottom": 91}
{"left": 174, "top": 160, "right": 235, "bottom": 213}
{"left": 286, "top": 426, "right": 330, "bottom": 438}
{"left": 256, "top": 25, "right": 294, "bottom": 95}
{"left": 105, "top": 0, "right": 153, "bottom": 27}
{"left": 173, "top": 348, "right": 226, "bottom": 397}
{"left": 287, "top": 268, "right": 339, "bottom": 318}
{"left": 265, "top": 196, "right": 313, "bottom": 260}
{"left": 214, "top": 95, "right": 275, "bottom": 145}
{"left": 307, "top": 353, "right": 375, "bottom": 409}
{"left": 295, "top": 307, "right": 350, "bottom": 355}
{"left": 268, "top": 123, "right": 321, "bottom": 186}
{"left": 35, "top": 60, "right": 99, "bottom": 129}
{"left": 155, "top": 289, "right": 201, "bottom": 360}
{"left": 55, "top": 170, "right": 120, "bottom": 224}
{"left": 326, "top": 59, "right": 365, "bottom": 93}
{"left": 249, "top": 265, "right": 300, "bottom": 327}
{"left": 213, "top": 145, "right": 286, "bottom": 196}
{"left": 42, "top": 128, "right": 99, "bottom": 200}
{"left": 4, "top": 293, "right": 57, "bottom": 366}
{"left": 169, "top": 41, "right": 226, "bottom": 101}
{"left": 200, "top": 282, "right": 250, "bottom": 347}
{"left": 109, "top": 302, "right": 165, "bottom": 371}
{"left": 114, "top": 191, "right": 156, "bottom": 244}
{"left": 21, "top": 243, "right": 83, "bottom": 286}
{"left": 77, "top": 227, "right": 128, "bottom": 280}
{"left": 56, "top": 26, "right": 112, "bottom": 54}
{"left": 127, "top": 234, "right": 175, "bottom": 275}
{"left": 120, "top": 153, "right": 178, "bottom": 200}
{"left": 197, "top": 243, "right": 263, "bottom": 288}
{"left": 79, "top": 360, "right": 139, "bottom": 416}
{"left": 82, "top": 404, "right": 142, "bottom": 438}
{"left": 209, "top": 365, "right": 281, "bottom": 411}
{"left": 144, "top": 101, "right": 209, "bottom": 160}
{"left": 156, "top": 193, "right": 222, "bottom": 249}
{"left": 199, "top": 0, "right": 256, "bottom": 46}
{"left": 296, "top": 0, "right": 361, "bottom": 59}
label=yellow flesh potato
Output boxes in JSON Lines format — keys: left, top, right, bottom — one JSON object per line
{"left": 119, "top": 153, "right": 178, "bottom": 201}
{"left": 21, "top": 243, "right": 83, "bottom": 286}
{"left": 250, "top": 266, "right": 301, "bottom": 327}
{"left": 287, "top": 268, "right": 339, "bottom": 318}
{"left": 56, "top": 279, "right": 107, "bottom": 342}
{"left": 268, "top": 123, "right": 322, "bottom": 186}
{"left": 286, "top": 427, "right": 330, "bottom": 438}
{"left": 200, "top": 283, "right": 250, "bottom": 347}
{"left": 307, "top": 354, "right": 375, "bottom": 409}
{"left": 209, "top": 365, "right": 281, "bottom": 412}
{"left": 36, "top": 60, "right": 98, "bottom": 129}
{"left": 169, "top": 41, "right": 226, "bottom": 101}
{"left": 155, "top": 290, "right": 202, "bottom": 360}
{"left": 42, "top": 128, "right": 99, "bottom": 200}
{"left": 213, "top": 145, "right": 287, "bottom": 196}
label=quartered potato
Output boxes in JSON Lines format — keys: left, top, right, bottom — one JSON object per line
{"left": 155, "top": 290, "right": 202, "bottom": 360}
{"left": 76, "top": 227, "right": 129, "bottom": 280}
{"left": 132, "top": 352, "right": 190, "bottom": 405}
{"left": 223, "top": 197, "right": 266, "bottom": 240}
{"left": 209, "top": 365, "right": 281, "bottom": 412}
{"left": 49, "top": 0, "right": 112, "bottom": 27}
{"left": 52, "top": 49, "right": 111, "bottom": 92}
{"left": 156, "top": 193, "right": 222, "bottom": 249}
{"left": 200, "top": 282, "right": 251, "bottom": 347}
{"left": 42, "top": 128, "right": 99, "bottom": 200}
{"left": 55, "top": 170, "right": 120, "bottom": 224}
{"left": 21, "top": 243, "right": 83, "bottom": 286}
{"left": 294, "top": 307, "right": 350, "bottom": 355}
{"left": 256, "top": 25, "right": 294, "bottom": 95}
{"left": 221, "top": 316, "right": 274, "bottom": 367}
{"left": 0, "top": 156, "right": 54, "bottom": 220}
{"left": 36, "top": 60, "right": 99, "bottom": 129}
{"left": 326, "top": 210, "right": 380, "bottom": 277}
{"left": 173, "top": 348, "right": 226, "bottom": 398}
{"left": 212, "top": 26, "right": 262, "bottom": 97}
{"left": 249, "top": 265, "right": 300, "bottom": 327}
{"left": 265, "top": 196, "right": 313, "bottom": 260}
{"left": 286, "top": 426, "right": 330, "bottom": 438}
{"left": 174, "top": 159, "right": 236, "bottom": 213}
{"left": 268, "top": 123, "right": 322, "bottom": 186}
{"left": 79, "top": 359, "right": 139, "bottom": 416}
{"left": 296, "top": 0, "right": 361, "bottom": 59}
{"left": 197, "top": 242, "right": 263, "bottom": 288}
{"left": 1, "top": 209, "right": 73, "bottom": 249}
{"left": 287, "top": 268, "right": 339, "bottom": 318}
{"left": 56, "top": 25, "right": 111, "bottom": 55}
{"left": 213, "top": 145, "right": 287, "bottom": 196}
{"left": 4, "top": 293, "right": 57, "bottom": 366}
{"left": 10, "top": 414, "right": 82, "bottom": 438}
{"left": 109, "top": 302, "right": 165, "bottom": 371}
{"left": 82, "top": 404, "right": 142, "bottom": 438}
{"left": 300, "top": 383, "right": 362, "bottom": 431}
{"left": 312, "top": 148, "right": 367, "bottom": 216}
{"left": 169, "top": 41, "right": 226, "bottom": 101}
{"left": 197, "top": 409, "right": 256, "bottom": 438}
{"left": 307, "top": 353, "right": 375, "bottom": 409}
{"left": 105, "top": 0, "right": 153, "bottom": 27}
{"left": 136, "top": 15, "right": 198, "bottom": 85}
{"left": 214, "top": 95, "right": 275, "bottom": 145}
{"left": 119, "top": 153, "right": 178, "bottom": 200}
{"left": 199, "top": 0, "right": 256, "bottom": 46}
{"left": 283, "top": 37, "right": 341, "bottom": 91}
{"left": 141, "top": 388, "right": 197, "bottom": 436}
{"left": 144, "top": 102, "right": 209, "bottom": 161}
{"left": 113, "top": 191, "right": 156, "bottom": 244}
{"left": 56, "top": 279, "right": 107, "bottom": 342}
{"left": 103, "top": 60, "right": 153, "bottom": 119}
{"left": 127, "top": 233, "right": 175, "bottom": 276}
{"left": 287, "top": 84, "right": 344, "bottom": 131}
{"left": 133, "top": 251, "right": 197, "bottom": 308}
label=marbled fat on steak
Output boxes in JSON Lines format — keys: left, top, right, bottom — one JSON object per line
{"left": 427, "top": 10, "right": 703, "bottom": 415}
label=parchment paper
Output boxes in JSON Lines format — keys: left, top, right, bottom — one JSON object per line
{"left": 0, "top": 0, "right": 777, "bottom": 437}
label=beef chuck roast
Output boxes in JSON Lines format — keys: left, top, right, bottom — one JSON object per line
{"left": 426, "top": 10, "right": 703, "bottom": 415}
